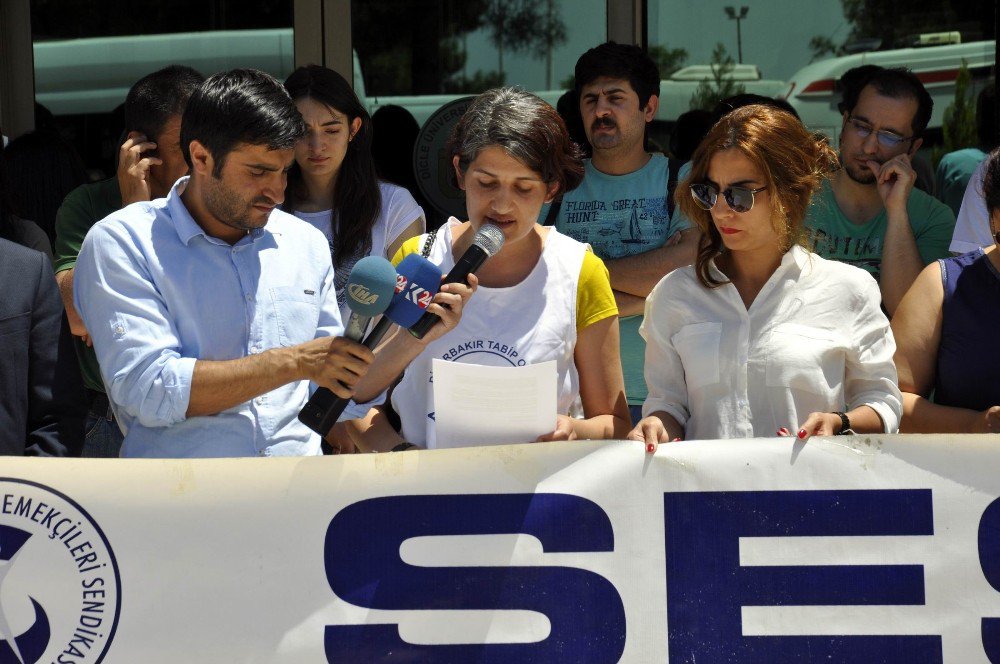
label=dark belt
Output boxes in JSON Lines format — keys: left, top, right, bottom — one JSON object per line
{"left": 85, "top": 388, "right": 110, "bottom": 415}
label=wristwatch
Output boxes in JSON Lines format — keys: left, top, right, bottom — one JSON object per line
{"left": 831, "top": 411, "right": 852, "bottom": 435}
{"left": 390, "top": 442, "right": 418, "bottom": 452}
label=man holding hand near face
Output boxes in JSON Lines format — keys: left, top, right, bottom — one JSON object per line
{"left": 805, "top": 66, "right": 955, "bottom": 315}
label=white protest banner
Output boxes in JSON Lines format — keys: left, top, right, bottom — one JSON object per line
{"left": 2, "top": 435, "right": 999, "bottom": 662}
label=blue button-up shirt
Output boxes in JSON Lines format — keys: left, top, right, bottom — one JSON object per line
{"left": 75, "top": 177, "right": 359, "bottom": 458}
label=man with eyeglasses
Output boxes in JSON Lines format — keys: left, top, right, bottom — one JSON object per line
{"left": 543, "top": 42, "right": 699, "bottom": 425}
{"left": 804, "top": 66, "right": 955, "bottom": 315}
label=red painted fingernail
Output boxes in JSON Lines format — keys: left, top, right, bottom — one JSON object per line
{"left": 672, "top": 437, "right": 682, "bottom": 442}
{"left": 777, "top": 427, "right": 789, "bottom": 436}
{"left": 797, "top": 429, "right": 807, "bottom": 439}
{"left": 646, "top": 443, "right": 656, "bottom": 453}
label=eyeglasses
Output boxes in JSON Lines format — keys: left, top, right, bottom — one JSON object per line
{"left": 690, "top": 183, "right": 766, "bottom": 213}
{"left": 846, "top": 116, "right": 914, "bottom": 149}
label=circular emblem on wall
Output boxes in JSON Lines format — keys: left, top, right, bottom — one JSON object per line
{"left": 0, "top": 478, "right": 121, "bottom": 663}
{"left": 413, "top": 96, "right": 474, "bottom": 221}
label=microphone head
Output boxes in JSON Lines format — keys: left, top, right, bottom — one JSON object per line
{"left": 472, "top": 223, "right": 505, "bottom": 257}
{"left": 345, "top": 256, "right": 398, "bottom": 318}
{"left": 385, "top": 253, "right": 443, "bottom": 328}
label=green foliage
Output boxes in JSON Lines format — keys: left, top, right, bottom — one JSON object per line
{"left": 808, "top": 35, "right": 843, "bottom": 62}
{"left": 931, "top": 60, "right": 978, "bottom": 167}
{"left": 689, "top": 43, "right": 746, "bottom": 111}
{"left": 816, "top": 0, "right": 992, "bottom": 54}
{"left": 353, "top": 0, "right": 488, "bottom": 95}
{"left": 649, "top": 45, "right": 689, "bottom": 79}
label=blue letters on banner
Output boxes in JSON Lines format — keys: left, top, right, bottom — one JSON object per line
{"left": 663, "top": 489, "right": 942, "bottom": 663}
{"left": 323, "top": 493, "right": 625, "bottom": 663}
{"left": 978, "top": 497, "right": 1000, "bottom": 662}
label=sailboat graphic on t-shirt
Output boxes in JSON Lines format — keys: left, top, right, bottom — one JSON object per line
{"left": 621, "top": 208, "right": 644, "bottom": 244}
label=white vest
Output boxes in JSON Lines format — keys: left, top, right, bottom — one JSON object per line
{"left": 392, "top": 219, "right": 586, "bottom": 448}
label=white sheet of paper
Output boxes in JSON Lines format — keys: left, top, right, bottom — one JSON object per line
{"left": 432, "top": 359, "right": 558, "bottom": 449}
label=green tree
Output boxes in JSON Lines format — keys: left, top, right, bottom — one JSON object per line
{"left": 811, "top": 0, "right": 993, "bottom": 56}
{"left": 353, "top": 0, "right": 487, "bottom": 95}
{"left": 483, "top": 0, "right": 544, "bottom": 79}
{"left": 649, "top": 45, "right": 689, "bottom": 79}
{"left": 533, "top": 0, "right": 568, "bottom": 90}
{"left": 808, "top": 35, "right": 843, "bottom": 62}
{"left": 689, "top": 43, "right": 746, "bottom": 111}
{"left": 932, "top": 60, "right": 978, "bottom": 167}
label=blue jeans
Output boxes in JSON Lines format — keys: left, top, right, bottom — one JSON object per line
{"left": 83, "top": 396, "right": 124, "bottom": 458}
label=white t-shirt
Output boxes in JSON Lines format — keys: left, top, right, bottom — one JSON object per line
{"left": 292, "top": 181, "right": 424, "bottom": 320}
{"left": 391, "top": 218, "right": 588, "bottom": 449}
{"left": 640, "top": 245, "right": 902, "bottom": 440}
{"left": 951, "top": 159, "right": 993, "bottom": 254}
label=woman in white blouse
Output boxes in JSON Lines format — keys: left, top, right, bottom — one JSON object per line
{"left": 628, "top": 105, "right": 902, "bottom": 451}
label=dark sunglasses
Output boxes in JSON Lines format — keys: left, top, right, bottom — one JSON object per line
{"left": 690, "top": 183, "right": 766, "bottom": 213}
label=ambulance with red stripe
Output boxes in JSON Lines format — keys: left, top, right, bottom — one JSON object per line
{"left": 784, "top": 34, "right": 995, "bottom": 142}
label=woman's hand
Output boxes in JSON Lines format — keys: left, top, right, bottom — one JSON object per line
{"left": 627, "top": 415, "right": 681, "bottom": 454}
{"left": 536, "top": 414, "right": 579, "bottom": 442}
{"left": 417, "top": 274, "right": 478, "bottom": 345}
{"left": 793, "top": 412, "right": 843, "bottom": 441}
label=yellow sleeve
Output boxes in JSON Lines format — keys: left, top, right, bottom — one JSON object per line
{"left": 576, "top": 249, "right": 618, "bottom": 331}
{"left": 391, "top": 235, "right": 424, "bottom": 267}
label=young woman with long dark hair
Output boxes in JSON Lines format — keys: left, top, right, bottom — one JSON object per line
{"left": 283, "top": 65, "right": 425, "bottom": 320}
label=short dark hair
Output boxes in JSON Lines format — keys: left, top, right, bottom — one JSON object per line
{"left": 840, "top": 66, "right": 934, "bottom": 137}
{"left": 181, "top": 69, "right": 305, "bottom": 177}
{"left": 574, "top": 42, "right": 660, "bottom": 108}
{"left": 448, "top": 87, "right": 584, "bottom": 198}
{"left": 125, "top": 65, "right": 204, "bottom": 140}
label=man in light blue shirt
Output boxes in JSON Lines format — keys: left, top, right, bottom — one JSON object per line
{"left": 547, "top": 43, "right": 699, "bottom": 424}
{"left": 74, "top": 69, "right": 374, "bottom": 458}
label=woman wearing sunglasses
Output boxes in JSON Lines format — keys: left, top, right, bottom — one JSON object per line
{"left": 628, "top": 104, "right": 902, "bottom": 450}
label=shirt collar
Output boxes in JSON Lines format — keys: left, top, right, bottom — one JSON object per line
{"left": 786, "top": 243, "right": 814, "bottom": 275}
{"left": 166, "top": 176, "right": 267, "bottom": 247}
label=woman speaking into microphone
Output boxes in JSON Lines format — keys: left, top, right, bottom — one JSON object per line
{"left": 628, "top": 104, "right": 902, "bottom": 451}
{"left": 349, "top": 87, "right": 630, "bottom": 451}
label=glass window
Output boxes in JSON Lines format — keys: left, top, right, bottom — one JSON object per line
{"left": 648, "top": 0, "right": 995, "bottom": 153}
{"left": 30, "top": 0, "right": 294, "bottom": 176}
{"left": 351, "top": 0, "right": 606, "bottom": 222}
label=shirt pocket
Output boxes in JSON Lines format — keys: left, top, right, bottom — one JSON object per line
{"left": 670, "top": 322, "right": 721, "bottom": 391}
{"left": 765, "top": 323, "right": 844, "bottom": 395}
{"left": 269, "top": 286, "right": 320, "bottom": 347}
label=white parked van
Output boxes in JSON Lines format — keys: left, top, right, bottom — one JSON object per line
{"left": 783, "top": 38, "right": 995, "bottom": 141}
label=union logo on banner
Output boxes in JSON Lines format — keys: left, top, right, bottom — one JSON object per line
{"left": 0, "top": 479, "right": 121, "bottom": 664}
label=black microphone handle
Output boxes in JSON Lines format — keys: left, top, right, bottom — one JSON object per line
{"left": 297, "top": 315, "right": 394, "bottom": 437}
{"left": 408, "top": 245, "right": 490, "bottom": 339}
